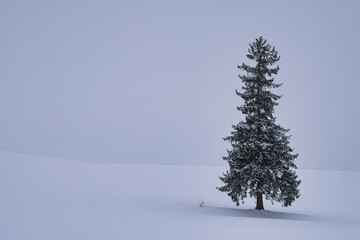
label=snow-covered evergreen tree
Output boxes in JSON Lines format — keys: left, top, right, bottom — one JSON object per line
{"left": 218, "top": 37, "right": 300, "bottom": 210}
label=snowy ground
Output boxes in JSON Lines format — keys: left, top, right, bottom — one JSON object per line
{"left": 0, "top": 151, "right": 359, "bottom": 240}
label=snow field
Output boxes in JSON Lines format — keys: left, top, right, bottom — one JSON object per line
{"left": 0, "top": 151, "right": 359, "bottom": 240}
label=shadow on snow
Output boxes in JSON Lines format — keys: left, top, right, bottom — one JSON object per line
{"left": 200, "top": 206, "right": 335, "bottom": 222}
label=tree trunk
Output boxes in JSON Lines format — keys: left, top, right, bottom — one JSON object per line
{"left": 255, "top": 193, "right": 264, "bottom": 210}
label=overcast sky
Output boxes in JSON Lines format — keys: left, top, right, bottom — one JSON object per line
{"left": 1, "top": 0, "right": 359, "bottom": 170}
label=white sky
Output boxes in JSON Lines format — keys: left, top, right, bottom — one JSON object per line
{"left": 1, "top": 0, "right": 359, "bottom": 170}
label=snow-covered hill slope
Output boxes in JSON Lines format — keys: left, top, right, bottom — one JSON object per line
{"left": 0, "top": 151, "right": 359, "bottom": 240}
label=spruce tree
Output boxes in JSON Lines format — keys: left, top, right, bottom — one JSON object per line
{"left": 218, "top": 37, "right": 300, "bottom": 210}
